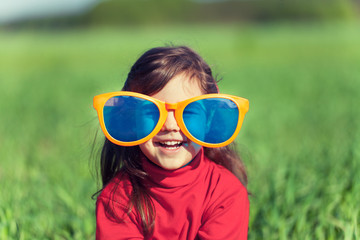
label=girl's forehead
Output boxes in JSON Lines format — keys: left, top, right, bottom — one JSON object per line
{"left": 150, "top": 73, "right": 204, "bottom": 103}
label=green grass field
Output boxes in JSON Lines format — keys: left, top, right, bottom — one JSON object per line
{"left": 1, "top": 22, "right": 359, "bottom": 239}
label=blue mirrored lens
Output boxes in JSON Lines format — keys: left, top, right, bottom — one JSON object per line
{"left": 183, "top": 98, "right": 239, "bottom": 144}
{"left": 103, "top": 96, "right": 160, "bottom": 142}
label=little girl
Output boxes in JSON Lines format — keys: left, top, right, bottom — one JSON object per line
{"left": 93, "top": 46, "right": 250, "bottom": 240}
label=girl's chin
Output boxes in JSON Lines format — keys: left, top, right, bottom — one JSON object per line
{"left": 153, "top": 152, "right": 192, "bottom": 170}
{"left": 157, "top": 144, "right": 183, "bottom": 154}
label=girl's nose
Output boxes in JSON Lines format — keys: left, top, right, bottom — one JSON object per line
{"left": 161, "top": 111, "right": 180, "bottom": 132}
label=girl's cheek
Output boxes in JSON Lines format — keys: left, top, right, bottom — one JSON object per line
{"left": 188, "top": 141, "right": 202, "bottom": 153}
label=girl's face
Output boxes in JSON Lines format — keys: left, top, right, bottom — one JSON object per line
{"left": 139, "top": 73, "right": 203, "bottom": 170}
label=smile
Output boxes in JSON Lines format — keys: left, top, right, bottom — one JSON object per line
{"left": 158, "top": 141, "right": 183, "bottom": 149}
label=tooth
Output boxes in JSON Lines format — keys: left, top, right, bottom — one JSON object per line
{"left": 161, "top": 141, "right": 181, "bottom": 146}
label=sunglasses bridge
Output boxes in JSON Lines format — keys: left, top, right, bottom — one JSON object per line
{"left": 165, "top": 102, "right": 178, "bottom": 111}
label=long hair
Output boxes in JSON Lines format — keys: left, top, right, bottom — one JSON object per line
{"left": 98, "top": 46, "right": 247, "bottom": 238}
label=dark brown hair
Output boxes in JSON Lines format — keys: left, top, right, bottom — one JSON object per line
{"left": 99, "top": 46, "right": 247, "bottom": 238}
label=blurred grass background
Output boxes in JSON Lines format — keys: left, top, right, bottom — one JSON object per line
{"left": 1, "top": 0, "right": 360, "bottom": 239}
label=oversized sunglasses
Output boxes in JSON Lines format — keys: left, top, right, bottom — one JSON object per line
{"left": 93, "top": 91, "right": 249, "bottom": 148}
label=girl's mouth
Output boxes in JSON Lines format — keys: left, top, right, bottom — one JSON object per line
{"left": 157, "top": 141, "right": 184, "bottom": 150}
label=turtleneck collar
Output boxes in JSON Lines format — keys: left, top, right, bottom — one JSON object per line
{"left": 141, "top": 148, "right": 205, "bottom": 189}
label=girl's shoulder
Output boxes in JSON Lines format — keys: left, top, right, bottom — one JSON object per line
{"left": 200, "top": 158, "right": 249, "bottom": 224}
{"left": 97, "top": 172, "right": 133, "bottom": 205}
{"left": 96, "top": 173, "right": 140, "bottom": 231}
{"left": 206, "top": 158, "right": 248, "bottom": 197}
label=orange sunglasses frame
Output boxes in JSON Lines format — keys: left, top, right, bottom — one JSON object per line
{"left": 93, "top": 91, "right": 249, "bottom": 148}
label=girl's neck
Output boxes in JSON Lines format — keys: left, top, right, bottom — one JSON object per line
{"left": 141, "top": 148, "right": 204, "bottom": 188}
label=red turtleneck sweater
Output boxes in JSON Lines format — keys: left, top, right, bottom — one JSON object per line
{"left": 96, "top": 148, "right": 249, "bottom": 239}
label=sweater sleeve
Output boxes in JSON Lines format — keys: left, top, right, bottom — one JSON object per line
{"left": 96, "top": 196, "right": 144, "bottom": 240}
{"left": 197, "top": 174, "right": 249, "bottom": 240}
